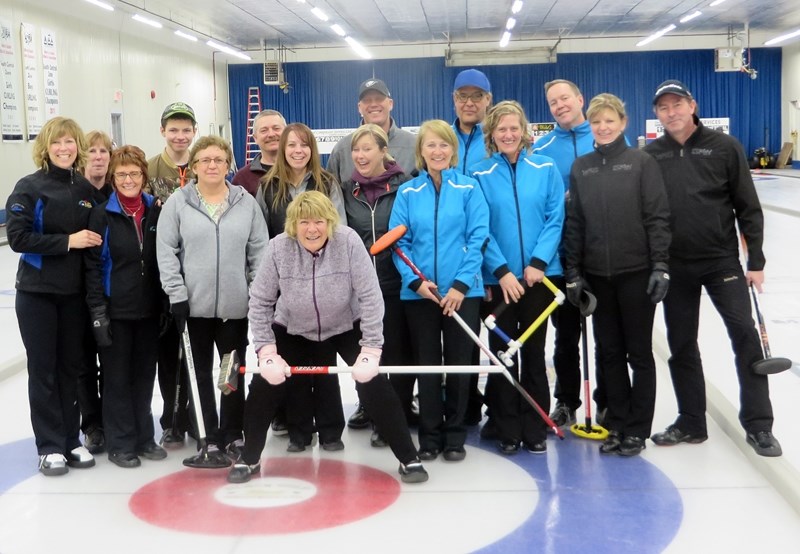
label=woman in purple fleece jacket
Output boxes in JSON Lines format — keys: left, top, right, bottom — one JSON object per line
{"left": 227, "top": 191, "right": 428, "bottom": 484}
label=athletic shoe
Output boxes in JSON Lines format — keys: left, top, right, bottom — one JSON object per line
{"left": 347, "top": 404, "right": 371, "bottom": 429}
{"left": 108, "top": 452, "right": 141, "bottom": 468}
{"left": 160, "top": 428, "right": 185, "bottom": 449}
{"left": 38, "top": 453, "right": 68, "bottom": 476}
{"left": 746, "top": 431, "right": 782, "bottom": 457}
{"left": 370, "top": 430, "right": 388, "bottom": 448}
{"left": 321, "top": 439, "right": 345, "bottom": 452}
{"left": 226, "top": 439, "right": 245, "bottom": 460}
{"left": 442, "top": 447, "right": 466, "bottom": 462}
{"left": 618, "top": 436, "right": 646, "bottom": 457}
{"left": 650, "top": 425, "right": 708, "bottom": 446}
{"left": 398, "top": 459, "right": 428, "bottom": 484}
{"left": 228, "top": 462, "right": 261, "bottom": 484}
{"left": 66, "top": 446, "right": 96, "bottom": 468}
{"left": 83, "top": 427, "right": 105, "bottom": 454}
{"left": 599, "top": 431, "right": 622, "bottom": 454}
{"left": 498, "top": 440, "right": 520, "bottom": 455}
{"left": 138, "top": 443, "right": 167, "bottom": 460}
{"left": 549, "top": 402, "right": 577, "bottom": 429}
{"left": 271, "top": 418, "right": 288, "bottom": 437}
{"left": 418, "top": 448, "right": 440, "bottom": 461}
{"left": 524, "top": 441, "right": 547, "bottom": 454}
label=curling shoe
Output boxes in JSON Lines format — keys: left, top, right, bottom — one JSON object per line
{"left": 138, "top": 443, "right": 167, "bottom": 460}
{"left": 549, "top": 402, "right": 577, "bottom": 429}
{"left": 398, "top": 459, "right": 429, "bottom": 484}
{"left": 618, "top": 436, "right": 646, "bottom": 457}
{"left": 83, "top": 427, "right": 105, "bottom": 454}
{"left": 66, "top": 446, "right": 96, "bottom": 468}
{"left": 38, "top": 453, "right": 68, "bottom": 476}
{"left": 746, "top": 431, "right": 782, "bottom": 457}
{"left": 347, "top": 403, "right": 371, "bottom": 430}
{"left": 650, "top": 425, "right": 707, "bottom": 446}
{"left": 599, "top": 431, "right": 622, "bottom": 455}
{"left": 228, "top": 462, "right": 261, "bottom": 483}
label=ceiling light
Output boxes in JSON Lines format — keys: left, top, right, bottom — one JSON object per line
{"left": 206, "top": 40, "right": 252, "bottom": 60}
{"left": 132, "top": 14, "right": 162, "bottom": 29}
{"left": 84, "top": 0, "right": 113, "bottom": 11}
{"left": 506, "top": 18, "right": 517, "bottom": 31}
{"left": 636, "top": 24, "right": 676, "bottom": 47}
{"left": 174, "top": 30, "right": 198, "bottom": 42}
{"left": 709, "top": 0, "right": 727, "bottom": 6}
{"left": 311, "top": 7, "right": 329, "bottom": 21}
{"left": 499, "top": 31, "right": 511, "bottom": 48}
{"left": 764, "top": 28, "right": 800, "bottom": 45}
{"left": 680, "top": 11, "right": 702, "bottom": 23}
{"left": 511, "top": 1, "right": 523, "bottom": 14}
{"left": 344, "top": 36, "right": 371, "bottom": 59}
{"left": 330, "top": 24, "right": 346, "bottom": 37}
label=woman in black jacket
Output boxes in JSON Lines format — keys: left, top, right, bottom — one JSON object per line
{"left": 85, "top": 146, "right": 167, "bottom": 468}
{"left": 342, "top": 123, "right": 414, "bottom": 445}
{"left": 564, "top": 93, "right": 671, "bottom": 457}
{"left": 6, "top": 117, "right": 101, "bottom": 476}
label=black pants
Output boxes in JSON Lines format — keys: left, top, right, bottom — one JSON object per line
{"left": 588, "top": 270, "right": 657, "bottom": 439}
{"left": 241, "top": 326, "right": 418, "bottom": 465}
{"left": 157, "top": 321, "right": 190, "bottom": 435}
{"left": 274, "top": 323, "right": 347, "bottom": 444}
{"left": 16, "top": 291, "right": 85, "bottom": 455}
{"left": 404, "top": 297, "right": 480, "bottom": 451}
{"left": 383, "top": 295, "right": 417, "bottom": 424}
{"left": 549, "top": 275, "right": 606, "bottom": 411}
{"left": 663, "top": 257, "right": 773, "bottom": 435}
{"left": 99, "top": 318, "right": 158, "bottom": 454}
{"left": 484, "top": 283, "right": 552, "bottom": 444}
{"left": 78, "top": 321, "right": 103, "bottom": 433}
{"left": 185, "top": 317, "right": 249, "bottom": 447}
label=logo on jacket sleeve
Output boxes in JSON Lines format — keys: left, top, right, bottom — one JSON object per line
{"left": 78, "top": 199, "right": 94, "bottom": 209}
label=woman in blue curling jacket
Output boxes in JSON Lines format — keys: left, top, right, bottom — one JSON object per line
{"left": 388, "top": 119, "right": 490, "bottom": 463}
{"left": 471, "top": 100, "right": 564, "bottom": 455}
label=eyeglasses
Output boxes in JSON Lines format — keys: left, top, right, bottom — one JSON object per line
{"left": 113, "top": 171, "right": 143, "bottom": 182}
{"left": 454, "top": 91, "right": 486, "bottom": 104}
{"left": 196, "top": 157, "right": 228, "bottom": 167}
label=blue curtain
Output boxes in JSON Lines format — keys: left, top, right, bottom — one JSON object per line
{"left": 229, "top": 48, "right": 781, "bottom": 167}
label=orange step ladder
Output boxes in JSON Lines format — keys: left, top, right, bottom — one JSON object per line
{"left": 245, "top": 87, "right": 262, "bottom": 164}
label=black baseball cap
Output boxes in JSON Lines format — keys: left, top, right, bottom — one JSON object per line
{"left": 653, "top": 80, "right": 693, "bottom": 105}
{"left": 161, "top": 101, "right": 196, "bottom": 124}
{"left": 359, "top": 79, "right": 391, "bottom": 100}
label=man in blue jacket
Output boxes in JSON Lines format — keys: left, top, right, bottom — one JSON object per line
{"left": 533, "top": 79, "right": 604, "bottom": 429}
{"left": 452, "top": 69, "right": 492, "bottom": 174}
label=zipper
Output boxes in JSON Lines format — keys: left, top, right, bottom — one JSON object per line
{"left": 501, "top": 156, "right": 526, "bottom": 272}
{"left": 312, "top": 253, "right": 322, "bottom": 341}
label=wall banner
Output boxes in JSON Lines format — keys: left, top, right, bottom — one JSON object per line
{"left": 20, "top": 22, "right": 43, "bottom": 141}
{"left": 0, "top": 18, "right": 24, "bottom": 142}
{"left": 41, "top": 28, "right": 59, "bottom": 119}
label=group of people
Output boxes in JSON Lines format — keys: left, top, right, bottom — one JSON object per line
{"left": 6, "top": 69, "right": 781, "bottom": 482}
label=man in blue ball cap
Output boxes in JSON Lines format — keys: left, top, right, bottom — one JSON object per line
{"left": 452, "top": 69, "right": 493, "bottom": 175}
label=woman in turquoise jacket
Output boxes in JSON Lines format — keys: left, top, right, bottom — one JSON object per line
{"left": 471, "top": 101, "right": 565, "bottom": 455}
{"left": 388, "top": 119, "right": 489, "bottom": 462}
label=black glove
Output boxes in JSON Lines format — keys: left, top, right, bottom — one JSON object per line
{"left": 646, "top": 263, "right": 670, "bottom": 304}
{"left": 171, "top": 301, "right": 190, "bottom": 333}
{"left": 158, "top": 311, "right": 173, "bottom": 338}
{"left": 564, "top": 269, "right": 586, "bottom": 309}
{"left": 89, "top": 305, "right": 112, "bottom": 348}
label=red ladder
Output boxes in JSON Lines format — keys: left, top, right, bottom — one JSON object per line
{"left": 245, "top": 87, "right": 262, "bottom": 164}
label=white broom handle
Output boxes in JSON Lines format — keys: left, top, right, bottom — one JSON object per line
{"left": 237, "top": 365, "right": 501, "bottom": 375}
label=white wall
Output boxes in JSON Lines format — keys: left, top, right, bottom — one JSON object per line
{"left": 781, "top": 42, "right": 800, "bottom": 159}
{"left": 0, "top": 0, "right": 230, "bottom": 202}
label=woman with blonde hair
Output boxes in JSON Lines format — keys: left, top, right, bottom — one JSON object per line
{"left": 388, "top": 119, "right": 490, "bottom": 462}
{"left": 564, "top": 93, "right": 670, "bottom": 456}
{"left": 6, "top": 116, "right": 102, "bottom": 475}
{"left": 229, "top": 191, "right": 427, "bottom": 484}
{"left": 470, "top": 100, "right": 565, "bottom": 455}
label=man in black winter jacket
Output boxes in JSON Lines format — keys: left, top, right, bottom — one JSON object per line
{"left": 644, "top": 80, "right": 781, "bottom": 457}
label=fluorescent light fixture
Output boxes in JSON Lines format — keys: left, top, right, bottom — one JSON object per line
{"left": 511, "top": 0, "right": 523, "bottom": 14}
{"left": 680, "top": 10, "right": 702, "bottom": 23}
{"left": 499, "top": 31, "right": 511, "bottom": 48}
{"left": 506, "top": 18, "right": 517, "bottom": 31}
{"left": 636, "top": 24, "right": 676, "bottom": 47}
{"left": 132, "top": 14, "right": 162, "bottom": 28}
{"left": 206, "top": 40, "right": 252, "bottom": 60}
{"left": 447, "top": 46, "right": 555, "bottom": 66}
{"left": 296, "top": 0, "right": 306, "bottom": 3}
{"left": 174, "top": 30, "right": 198, "bottom": 42}
{"left": 84, "top": 0, "right": 113, "bottom": 11}
{"left": 311, "top": 7, "right": 329, "bottom": 21}
{"left": 709, "top": 0, "right": 727, "bottom": 6}
{"left": 764, "top": 28, "right": 800, "bottom": 45}
{"left": 344, "top": 36, "right": 371, "bottom": 59}
{"left": 330, "top": 24, "right": 346, "bottom": 37}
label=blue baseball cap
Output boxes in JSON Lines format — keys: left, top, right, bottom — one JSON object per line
{"left": 453, "top": 69, "right": 491, "bottom": 93}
